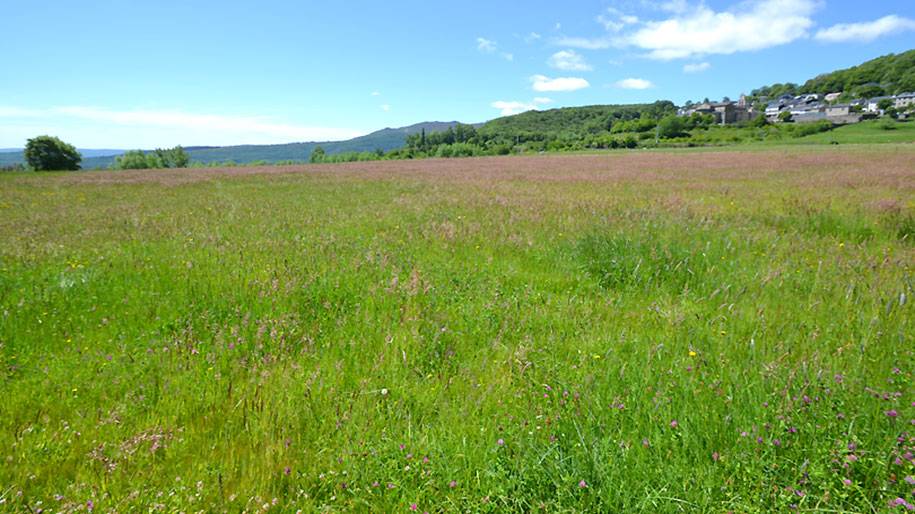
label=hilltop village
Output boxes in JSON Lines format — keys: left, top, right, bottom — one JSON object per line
{"left": 679, "top": 91, "right": 915, "bottom": 125}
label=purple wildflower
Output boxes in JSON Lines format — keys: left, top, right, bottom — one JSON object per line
{"left": 886, "top": 410, "right": 898, "bottom": 418}
{"left": 497, "top": 438, "right": 504, "bottom": 446}
{"left": 578, "top": 480, "right": 588, "bottom": 488}
{"left": 670, "top": 420, "right": 679, "bottom": 429}
{"left": 842, "top": 479, "right": 852, "bottom": 486}
{"left": 449, "top": 480, "right": 457, "bottom": 488}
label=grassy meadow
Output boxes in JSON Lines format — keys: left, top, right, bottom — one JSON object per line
{"left": 1, "top": 146, "right": 913, "bottom": 512}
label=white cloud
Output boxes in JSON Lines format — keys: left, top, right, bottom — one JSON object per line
{"left": 491, "top": 98, "right": 554, "bottom": 116}
{"left": 502, "top": 52, "right": 514, "bottom": 61}
{"left": 683, "top": 61, "right": 711, "bottom": 73}
{"left": 814, "top": 15, "right": 915, "bottom": 43}
{"left": 614, "top": 78, "right": 655, "bottom": 89}
{"left": 477, "top": 37, "right": 496, "bottom": 53}
{"left": 530, "top": 75, "right": 591, "bottom": 92}
{"left": 524, "top": 32, "right": 542, "bottom": 43}
{"left": 0, "top": 105, "right": 366, "bottom": 147}
{"left": 370, "top": 91, "right": 381, "bottom": 97}
{"left": 625, "top": 0, "right": 817, "bottom": 60}
{"left": 380, "top": 104, "right": 391, "bottom": 112}
{"left": 548, "top": 50, "right": 593, "bottom": 71}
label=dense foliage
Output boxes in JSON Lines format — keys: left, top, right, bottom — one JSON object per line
{"left": 752, "top": 50, "right": 915, "bottom": 100}
{"left": 113, "top": 147, "right": 189, "bottom": 170}
{"left": 23, "top": 135, "right": 81, "bottom": 171}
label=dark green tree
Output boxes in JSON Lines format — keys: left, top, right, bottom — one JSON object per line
{"left": 310, "top": 146, "right": 326, "bottom": 163}
{"left": 24, "top": 135, "right": 81, "bottom": 171}
{"left": 778, "top": 111, "right": 794, "bottom": 123}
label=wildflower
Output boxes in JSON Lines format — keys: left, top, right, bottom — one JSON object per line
{"left": 641, "top": 438, "right": 650, "bottom": 448}
{"left": 371, "top": 481, "right": 380, "bottom": 488}
{"left": 712, "top": 452, "right": 720, "bottom": 462}
{"left": 670, "top": 420, "right": 679, "bottom": 429}
{"left": 578, "top": 480, "right": 588, "bottom": 488}
{"left": 846, "top": 454, "right": 858, "bottom": 462}
{"left": 788, "top": 427, "right": 798, "bottom": 434}
{"left": 688, "top": 350, "right": 697, "bottom": 357}
{"left": 903, "top": 476, "right": 915, "bottom": 486}
{"left": 497, "top": 438, "right": 504, "bottom": 446}
{"left": 449, "top": 480, "right": 457, "bottom": 488}
{"left": 381, "top": 388, "right": 388, "bottom": 397}
{"left": 773, "top": 439, "right": 782, "bottom": 447}
{"left": 410, "top": 503, "right": 418, "bottom": 511}
{"left": 847, "top": 442, "right": 856, "bottom": 450}
{"left": 886, "top": 410, "right": 898, "bottom": 418}
{"left": 284, "top": 467, "right": 291, "bottom": 476}
{"left": 387, "top": 483, "right": 396, "bottom": 489}
{"left": 842, "top": 479, "right": 852, "bottom": 486}
{"left": 87, "top": 500, "right": 94, "bottom": 511}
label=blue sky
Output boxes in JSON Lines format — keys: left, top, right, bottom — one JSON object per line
{"left": 1, "top": 0, "right": 913, "bottom": 148}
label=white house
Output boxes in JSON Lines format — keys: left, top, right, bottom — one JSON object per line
{"left": 867, "top": 96, "right": 894, "bottom": 113}
{"left": 896, "top": 93, "right": 915, "bottom": 109}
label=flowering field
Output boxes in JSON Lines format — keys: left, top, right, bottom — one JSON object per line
{"left": 1, "top": 146, "right": 913, "bottom": 512}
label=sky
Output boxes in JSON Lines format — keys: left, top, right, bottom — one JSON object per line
{"left": 1, "top": 0, "right": 914, "bottom": 148}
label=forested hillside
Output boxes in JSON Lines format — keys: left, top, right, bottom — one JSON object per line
{"left": 752, "top": 50, "right": 915, "bottom": 99}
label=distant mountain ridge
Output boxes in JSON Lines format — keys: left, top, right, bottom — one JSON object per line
{"left": 0, "top": 121, "right": 471, "bottom": 168}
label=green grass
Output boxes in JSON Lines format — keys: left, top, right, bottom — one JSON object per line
{"left": 1, "top": 147, "right": 913, "bottom": 512}
{"left": 789, "top": 119, "right": 915, "bottom": 145}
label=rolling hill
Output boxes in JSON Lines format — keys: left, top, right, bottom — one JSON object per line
{"left": 1, "top": 121, "right": 470, "bottom": 169}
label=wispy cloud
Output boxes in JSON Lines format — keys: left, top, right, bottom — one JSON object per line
{"left": 0, "top": 105, "right": 365, "bottom": 147}
{"left": 477, "top": 37, "right": 514, "bottom": 60}
{"left": 548, "top": 50, "right": 593, "bottom": 71}
{"left": 530, "top": 75, "right": 590, "bottom": 92}
{"left": 553, "top": 36, "right": 616, "bottom": 50}
{"left": 380, "top": 104, "right": 391, "bottom": 112}
{"left": 815, "top": 15, "right": 915, "bottom": 43}
{"left": 614, "top": 78, "right": 655, "bottom": 90}
{"left": 682, "top": 62, "right": 711, "bottom": 73}
{"left": 477, "top": 37, "right": 497, "bottom": 53}
{"left": 491, "top": 97, "right": 553, "bottom": 116}
{"left": 598, "top": 7, "right": 639, "bottom": 32}
{"left": 370, "top": 91, "right": 381, "bottom": 97}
